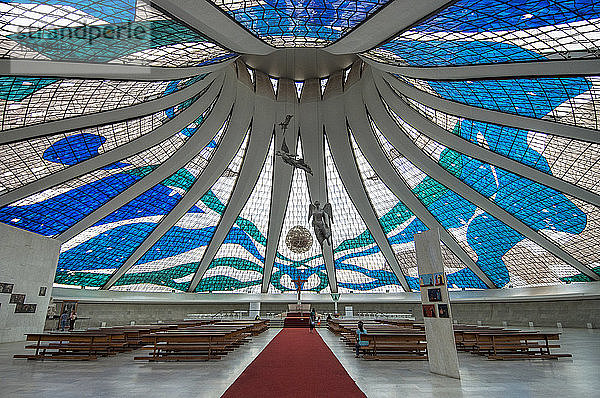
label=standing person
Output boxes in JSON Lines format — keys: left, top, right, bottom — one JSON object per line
{"left": 309, "top": 308, "right": 316, "bottom": 333}
{"left": 355, "top": 321, "right": 369, "bottom": 358}
{"left": 59, "top": 311, "right": 69, "bottom": 332}
{"left": 69, "top": 310, "right": 77, "bottom": 331}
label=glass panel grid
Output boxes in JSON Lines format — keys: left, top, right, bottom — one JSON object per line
{"left": 349, "top": 129, "right": 487, "bottom": 290}
{"left": 0, "top": 75, "right": 202, "bottom": 131}
{"left": 111, "top": 127, "right": 248, "bottom": 292}
{"left": 0, "top": 0, "right": 233, "bottom": 66}
{"left": 198, "top": 136, "right": 275, "bottom": 293}
{"left": 54, "top": 116, "right": 231, "bottom": 288}
{"left": 371, "top": 115, "right": 580, "bottom": 287}
{"left": 400, "top": 75, "right": 599, "bottom": 130}
{"left": 365, "top": 0, "right": 600, "bottom": 66}
{"left": 0, "top": 90, "right": 204, "bottom": 195}
{"left": 390, "top": 100, "right": 597, "bottom": 276}
{"left": 403, "top": 95, "right": 600, "bottom": 196}
{"left": 209, "top": 0, "right": 391, "bottom": 47}
{"left": 324, "top": 134, "right": 402, "bottom": 293}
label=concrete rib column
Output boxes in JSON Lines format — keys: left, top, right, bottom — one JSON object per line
{"left": 322, "top": 92, "right": 412, "bottom": 292}
{"left": 101, "top": 80, "right": 253, "bottom": 289}
{"left": 345, "top": 73, "right": 496, "bottom": 288}
{"left": 187, "top": 82, "right": 278, "bottom": 292}
{"left": 58, "top": 70, "right": 236, "bottom": 242}
{"left": 262, "top": 78, "right": 299, "bottom": 293}
{"left": 299, "top": 77, "right": 338, "bottom": 293}
{"left": 362, "top": 57, "right": 600, "bottom": 80}
{"left": 0, "top": 57, "right": 236, "bottom": 80}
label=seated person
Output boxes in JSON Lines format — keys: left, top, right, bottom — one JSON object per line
{"left": 355, "top": 321, "right": 369, "bottom": 357}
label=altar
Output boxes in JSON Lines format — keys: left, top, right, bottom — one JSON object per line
{"left": 288, "top": 303, "right": 311, "bottom": 313}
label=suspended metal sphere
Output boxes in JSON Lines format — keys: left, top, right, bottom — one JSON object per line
{"left": 285, "top": 226, "right": 313, "bottom": 254}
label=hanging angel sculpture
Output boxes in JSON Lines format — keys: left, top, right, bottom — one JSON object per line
{"left": 308, "top": 201, "right": 333, "bottom": 247}
{"left": 275, "top": 115, "right": 313, "bottom": 175}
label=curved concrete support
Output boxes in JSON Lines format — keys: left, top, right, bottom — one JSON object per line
{"left": 0, "top": 73, "right": 226, "bottom": 210}
{"left": 299, "top": 78, "right": 338, "bottom": 293}
{"left": 58, "top": 71, "right": 237, "bottom": 243}
{"left": 187, "top": 95, "right": 277, "bottom": 292}
{"left": 0, "top": 72, "right": 221, "bottom": 145}
{"left": 382, "top": 72, "right": 600, "bottom": 144}
{"left": 374, "top": 72, "right": 600, "bottom": 208}
{"left": 101, "top": 82, "right": 251, "bottom": 289}
{"left": 0, "top": 57, "right": 235, "bottom": 81}
{"left": 344, "top": 76, "right": 496, "bottom": 288}
{"left": 363, "top": 56, "right": 600, "bottom": 80}
{"left": 262, "top": 79, "right": 299, "bottom": 293}
{"left": 325, "top": 0, "right": 453, "bottom": 55}
{"left": 322, "top": 93, "right": 412, "bottom": 291}
{"left": 151, "top": 0, "right": 274, "bottom": 55}
{"left": 364, "top": 71, "right": 600, "bottom": 281}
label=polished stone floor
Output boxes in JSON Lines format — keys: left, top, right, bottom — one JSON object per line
{"left": 320, "top": 327, "right": 600, "bottom": 398}
{"left": 0, "top": 327, "right": 598, "bottom": 398}
{"left": 0, "top": 328, "right": 281, "bottom": 398}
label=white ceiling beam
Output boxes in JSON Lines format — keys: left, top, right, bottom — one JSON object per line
{"left": 0, "top": 57, "right": 236, "bottom": 81}
{"left": 151, "top": 0, "right": 274, "bottom": 55}
{"left": 262, "top": 78, "right": 298, "bottom": 293}
{"left": 362, "top": 56, "right": 600, "bottom": 80}
{"left": 346, "top": 72, "right": 496, "bottom": 288}
{"left": 0, "top": 72, "right": 225, "bottom": 209}
{"left": 325, "top": 0, "right": 454, "bottom": 55}
{"left": 0, "top": 71, "right": 221, "bottom": 145}
{"left": 383, "top": 73, "right": 600, "bottom": 144}
{"left": 374, "top": 71, "right": 600, "bottom": 208}
{"left": 322, "top": 92, "right": 412, "bottom": 292}
{"left": 365, "top": 71, "right": 600, "bottom": 281}
{"left": 58, "top": 70, "right": 236, "bottom": 243}
{"left": 187, "top": 89, "right": 275, "bottom": 292}
{"left": 299, "top": 78, "right": 338, "bottom": 293}
{"left": 101, "top": 81, "right": 250, "bottom": 289}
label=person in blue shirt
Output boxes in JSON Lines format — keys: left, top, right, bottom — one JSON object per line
{"left": 355, "top": 321, "right": 369, "bottom": 357}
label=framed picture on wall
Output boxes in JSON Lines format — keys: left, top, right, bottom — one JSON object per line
{"left": 422, "top": 304, "right": 436, "bottom": 318}
{"left": 427, "top": 288, "right": 442, "bottom": 302}
{"left": 434, "top": 273, "right": 445, "bottom": 286}
{"left": 39, "top": 286, "right": 47, "bottom": 296}
{"left": 419, "top": 274, "right": 433, "bottom": 287}
{"left": 438, "top": 304, "right": 449, "bottom": 318}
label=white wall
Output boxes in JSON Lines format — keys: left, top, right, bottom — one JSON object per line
{"left": 0, "top": 223, "right": 60, "bottom": 342}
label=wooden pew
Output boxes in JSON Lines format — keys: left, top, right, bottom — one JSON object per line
{"left": 328, "top": 320, "right": 428, "bottom": 360}
{"left": 134, "top": 320, "right": 268, "bottom": 362}
{"left": 329, "top": 320, "right": 571, "bottom": 361}
{"left": 14, "top": 332, "right": 126, "bottom": 360}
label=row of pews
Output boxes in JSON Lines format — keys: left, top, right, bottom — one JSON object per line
{"left": 14, "top": 320, "right": 269, "bottom": 361}
{"left": 328, "top": 319, "right": 572, "bottom": 361}
{"left": 134, "top": 320, "right": 268, "bottom": 362}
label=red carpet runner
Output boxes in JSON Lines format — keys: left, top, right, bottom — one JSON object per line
{"left": 221, "top": 328, "right": 366, "bottom": 398}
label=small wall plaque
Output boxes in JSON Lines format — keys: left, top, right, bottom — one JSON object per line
{"left": 0, "top": 283, "right": 14, "bottom": 293}
{"left": 9, "top": 293, "right": 25, "bottom": 304}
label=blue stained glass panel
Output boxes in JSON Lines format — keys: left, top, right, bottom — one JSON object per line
{"left": 209, "top": 0, "right": 391, "bottom": 46}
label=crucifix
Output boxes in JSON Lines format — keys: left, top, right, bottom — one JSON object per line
{"left": 291, "top": 277, "right": 308, "bottom": 305}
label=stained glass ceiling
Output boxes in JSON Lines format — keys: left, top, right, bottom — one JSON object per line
{"left": 365, "top": 0, "right": 600, "bottom": 66}
{"left": 208, "top": 0, "right": 392, "bottom": 47}
{"left": 1, "top": 0, "right": 599, "bottom": 294}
